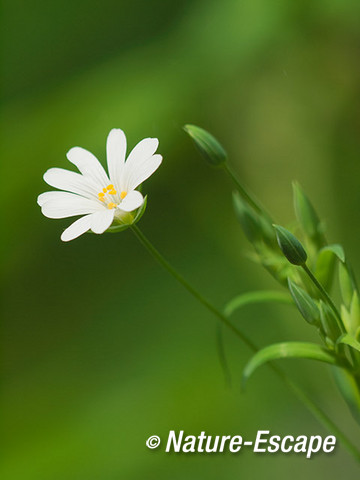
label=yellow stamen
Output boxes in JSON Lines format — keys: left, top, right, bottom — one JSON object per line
{"left": 106, "top": 184, "right": 114, "bottom": 190}
{"left": 120, "top": 191, "right": 127, "bottom": 199}
{"left": 102, "top": 187, "right": 107, "bottom": 193}
{"left": 108, "top": 189, "right": 117, "bottom": 195}
{"left": 98, "top": 192, "right": 105, "bottom": 197}
{"left": 107, "top": 202, "right": 117, "bottom": 209}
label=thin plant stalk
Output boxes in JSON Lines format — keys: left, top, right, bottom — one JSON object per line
{"left": 131, "top": 224, "right": 360, "bottom": 462}
{"left": 223, "top": 163, "right": 271, "bottom": 220}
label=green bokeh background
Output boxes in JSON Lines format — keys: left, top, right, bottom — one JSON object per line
{"left": 3, "top": 0, "right": 360, "bottom": 477}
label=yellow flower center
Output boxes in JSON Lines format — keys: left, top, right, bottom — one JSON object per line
{"left": 98, "top": 184, "right": 119, "bottom": 209}
{"left": 120, "top": 191, "right": 127, "bottom": 199}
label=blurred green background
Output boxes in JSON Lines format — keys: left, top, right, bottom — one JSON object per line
{"left": 3, "top": 0, "right": 360, "bottom": 478}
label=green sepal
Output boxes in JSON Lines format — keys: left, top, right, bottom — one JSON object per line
{"left": 106, "top": 223, "right": 131, "bottom": 233}
{"left": 223, "top": 290, "right": 292, "bottom": 317}
{"left": 106, "top": 196, "right": 148, "bottom": 233}
{"left": 183, "top": 124, "right": 227, "bottom": 167}
{"left": 288, "top": 279, "right": 320, "bottom": 326}
{"left": 340, "top": 292, "right": 360, "bottom": 336}
{"left": 242, "top": 342, "right": 338, "bottom": 389}
{"left": 292, "top": 181, "right": 326, "bottom": 248}
{"left": 332, "top": 366, "right": 360, "bottom": 425}
{"left": 337, "top": 333, "right": 360, "bottom": 355}
{"left": 273, "top": 225, "right": 307, "bottom": 266}
{"left": 133, "top": 195, "right": 148, "bottom": 224}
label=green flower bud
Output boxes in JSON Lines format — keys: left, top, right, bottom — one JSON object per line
{"left": 233, "top": 191, "right": 277, "bottom": 247}
{"left": 183, "top": 124, "right": 227, "bottom": 167}
{"left": 292, "top": 182, "right": 326, "bottom": 248}
{"left": 273, "top": 225, "right": 307, "bottom": 266}
{"left": 288, "top": 279, "right": 320, "bottom": 326}
{"left": 233, "top": 191, "right": 262, "bottom": 243}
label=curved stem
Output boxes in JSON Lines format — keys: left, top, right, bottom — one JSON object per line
{"left": 131, "top": 224, "right": 360, "bottom": 462}
{"left": 223, "top": 163, "right": 272, "bottom": 221}
{"left": 131, "top": 225, "right": 257, "bottom": 351}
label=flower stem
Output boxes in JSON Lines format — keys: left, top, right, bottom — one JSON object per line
{"left": 223, "top": 163, "right": 270, "bottom": 219}
{"left": 131, "top": 224, "right": 360, "bottom": 462}
{"left": 131, "top": 225, "right": 257, "bottom": 351}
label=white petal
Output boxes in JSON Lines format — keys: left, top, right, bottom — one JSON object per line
{"left": 122, "top": 138, "right": 159, "bottom": 189}
{"left": 125, "top": 138, "right": 159, "bottom": 170}
{"left": 67, "top": 146, "right": 110, "bottom": 187}
{"left": 106, "top": 129, "right": 126, "bottom": 191}
{"left": 90, "top": 209, "right": 115, "bottom": 234}
{"left": 125, "top": 154, "right": 162, "bottom": 191}
{"left": 119, "top": 190, "right": 144, "bottom": 212}
{"left": 40, "top": 192, "right": 104, "bottom": 218}
{"left": 43, "top": 168, "right": 99, "bottom": 199}
{"left": 38, "top": 191, "right": 53, "bottom": 206}
{"left": 61, "top": 214, "right": 93, "bottom": 242}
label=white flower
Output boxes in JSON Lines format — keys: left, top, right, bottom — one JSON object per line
{"left": 38, "top": 128, "right": 162, "bottom": 242}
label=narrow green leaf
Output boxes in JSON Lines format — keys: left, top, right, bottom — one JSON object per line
{"left": 319, "top": 300, "right": 341, "bottom": 342}
{"left": 183, "top": 124, "right": 227, "bottom": 167}
{"left": 288, "top": 279, "right": 320, "bottom": 326}
{"left": 350, "top": 291, "right": 360, "bottom": 335}
{"left": 319, "top": 244, "right": 345, "bottom": 263}
{"left": 337, "top": 333, "right": 360, "bottom": 353}
{"left": 242, "top": 342, "right": 338, "bottom": 388}
{"left": 341, "top": 305, "right": 352, "bottom": 334}
{"left": 224, "top": 290, "right": 292, "bottom": 317}
{"left": 315, "top": 248, "right": 337, "bottom": 292}
{"left": 332, "top": 366, "right": 360, "bottom": 425}
{"left": 292, "top": 181, "right": 326, "bottom": 248}
{"left": 339, "top": 262, "right": 355, "bottom": 308}
{"left": 273, "top": 225, "right": 307, "bottom": 266}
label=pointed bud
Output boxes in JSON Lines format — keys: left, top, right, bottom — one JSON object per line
{"left": 288, "top": 279, "right": 320, "bottom": 326}
{"left": 233, "top": 191, "right": 276, "bottom": 246}
{"left": 292, "top": 182, "right": 326, "bottom": 248}
{"left": 233, "top": 191, "right": 262, "bottom": 243}
{"left": 273, "top": 225, "right": 307, "bottom": 266}
{"left": 183, "top": 124, "right": 227, "bottom": 167}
